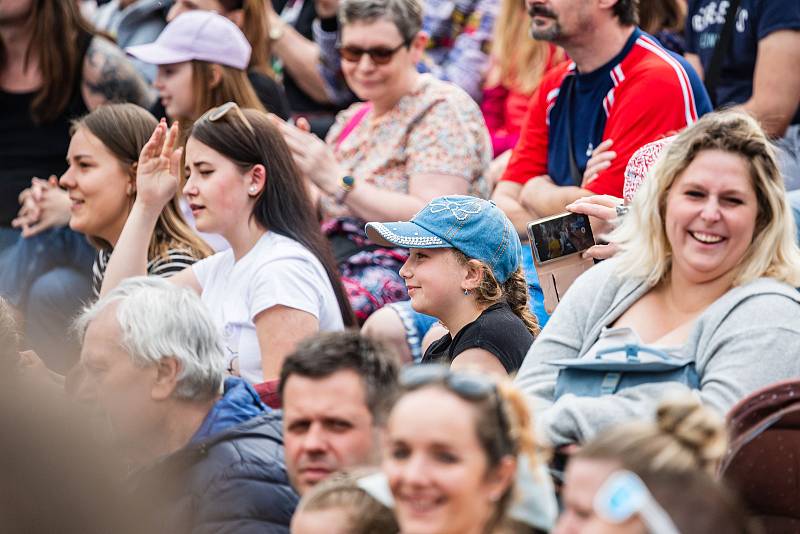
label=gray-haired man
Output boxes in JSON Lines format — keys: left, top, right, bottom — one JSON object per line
{"left": 76, "top": 277, "right": 297, "bottom": 533}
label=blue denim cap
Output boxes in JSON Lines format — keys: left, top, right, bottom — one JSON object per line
{"left": 365, "top": 195, "right": 522, "bottom": 283}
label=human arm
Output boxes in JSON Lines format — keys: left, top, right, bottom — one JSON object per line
{"left": 565, "top": 195, "right": 622, "bottom": 261}
{"left": 451, "top": 348, "right": 509, "bottom": 377}
{"left": 491, "top": 181, "right": 536, "bottom": 238}
{"left": 738, "top": 30, "right": 800, "bottom": 138}
{"left": 100, "top": 121, "right": 201, "bottom": 296}
{"left": 266, "top": 5, "right": 331, "bottom": 105}
{"left": 81, "top": 36, "right": 154, "bottom": 110}
{"left": 313, "top": 15, "right": 358, "bottom": 107}
{"left": 519, "top": 176, "right": 592, "bottom": 218}
{"left": 254, "top": 306, "right": 320, "bottom": 381}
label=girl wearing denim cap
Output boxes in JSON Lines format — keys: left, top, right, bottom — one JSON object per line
{"left": 367, "top": 196, "right": 539, "bottom": 375}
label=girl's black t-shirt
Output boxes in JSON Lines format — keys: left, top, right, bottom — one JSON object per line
{"left": 422, "top": 302, "right": 534, "bottom": 373}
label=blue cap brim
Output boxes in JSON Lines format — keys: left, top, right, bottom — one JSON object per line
{"left": 365, "top": 221, "right": 448, "bottom": 248}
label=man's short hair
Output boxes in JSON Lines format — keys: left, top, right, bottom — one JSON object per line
{"left": 279, "top": 332, "right": 399, "bottom": 424}
{"left": 614, "top": 0, "right": 639, "bottom": 26}
{"left": 75, "top": 277, "right": 226, "bottom": 400}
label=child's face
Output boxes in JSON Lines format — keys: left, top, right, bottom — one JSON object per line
{"left": 291, "top": 507, "right": 352, "bottom": 534}
{"left": 399, "top": 248, "right": 471, "bottom": 319}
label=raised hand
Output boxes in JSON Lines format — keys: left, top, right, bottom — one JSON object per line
{"left": 135, "top": 119, "right": 182, "bottom": 213}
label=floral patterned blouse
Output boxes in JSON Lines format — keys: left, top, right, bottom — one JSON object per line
{"left": 321, "top": 74, "right": 492, "bottom": 220}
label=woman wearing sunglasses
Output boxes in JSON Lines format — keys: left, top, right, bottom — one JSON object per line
{"left": 100, "top": 103, "right": 355, "bottom": 384}
{"left": 383, "top": 365, "right": 543, "bottom": 534}
{"left": 272, "top": 0, "right": 492, "bottom": 324}
{"left": 555, "top": 395, "right": 757, "bottom": 534}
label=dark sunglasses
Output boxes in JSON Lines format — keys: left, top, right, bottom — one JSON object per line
{"left": 337, "top": 41, "right": 408, "bottom": 65}
{"left": 201, "top": 101, "right": 255, "bottom": 134}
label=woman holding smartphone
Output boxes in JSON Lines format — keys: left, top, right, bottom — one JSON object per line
{"left": 516, "top": 111, "right": 800, "bottom": 447}
{"left": 367, "top": 196, "right": 538, "bottom": 375}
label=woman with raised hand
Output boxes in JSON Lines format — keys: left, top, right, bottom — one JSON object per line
{"left": 1, "top": 104, "right": 210, "bottom": 372}
{"left": 383, "top": 365, "right": 556, "bottom": 534}
{"left": 101, "top": 104, "right": 355, "bottom": 383}
{"left": 515, "top": 110, "right": 800, "bottom": 448}
{"left": 272, "top": 0, "right": 492, "bottom": 323}
{"left": 366, "top": 196, "right": 538, "bottom": 374}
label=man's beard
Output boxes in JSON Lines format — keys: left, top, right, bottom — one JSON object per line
{"left": 528, "top": 5, "right": 562, "bottom": 42}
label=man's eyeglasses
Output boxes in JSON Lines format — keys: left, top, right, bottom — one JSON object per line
{"left": 202, "top": 101, "right": 254, "bottom": 134}
{"left": 337, "top": 41, "right": 408, "bottom": 66}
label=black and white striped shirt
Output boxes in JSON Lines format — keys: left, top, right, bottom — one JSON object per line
{"left": 91, "top": 248, "right": 199, "bottom": 298}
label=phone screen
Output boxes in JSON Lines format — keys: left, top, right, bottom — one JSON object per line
{"left": 528, "top": 213, "right": 595, "bottom": 264}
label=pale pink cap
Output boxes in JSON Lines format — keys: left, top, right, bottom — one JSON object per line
{"left": 126, "top": 11, "right": 251, "bottom": 70}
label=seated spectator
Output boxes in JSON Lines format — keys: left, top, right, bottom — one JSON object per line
{"left": 384, "top": 365, "right": 547, "bottom": 534}
{"left": 515, "top": 111, "right": 800, "bottom": 447}
{"left": 1, "top": 104, "right": 210, "bottom": 373}
{"left": 685, "top": 0, "right": 800, "bottom": 187}
{"left": 100, "top": 105, "right": 355, "bottom": 383}
{"left": 165, "top": 0, "right": 291, "bottom": 119}
{"left": 555, "top": 395, "right": 758, "bottom": 534}
{"left": 279, "top": 331, "right": 399, "bottom": 495}
{"left": 481, "top": 0, "right": 565, "bottom": 158}
{"left": 365, "top": 196, "right": 538, "bottom": 374}
{"left": 0, "top": 0, "right": 153, "bottom": 372}
{"left": 291, "top": 470, "right": 400, "bottom": 534}
{"left": 90, "top": 0, "right": 170, "bottom": 83}
{"left": 75, "top": 277, "right": 298, "bottom": 531}
{"left": 273, "top": 0, "right": 491, "bottom": 323}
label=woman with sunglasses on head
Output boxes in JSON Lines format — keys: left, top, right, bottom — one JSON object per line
{"left": 366, "top": 196, "right": 538, "bottom": 376}
{"left": 101, "top": 104, "right": 355, "bottom": 384}
{"left": 272, "top": 0, "right": 492, "bottom": 324}
{"left": 383, "top": 365, "right": 548, "bottom": 534}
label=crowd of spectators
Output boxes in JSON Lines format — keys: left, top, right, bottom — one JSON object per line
{"left": 1, "top": 0, "right": 799, "bottom": 531}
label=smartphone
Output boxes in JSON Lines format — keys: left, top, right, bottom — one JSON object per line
{"left": 527, "top": 212, "right": 595, "bottom": 264}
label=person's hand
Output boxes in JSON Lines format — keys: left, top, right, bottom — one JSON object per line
{"left": 135, "top": 119, "right": 181, "bottom": 214}
{"left": 12, "top": 176, "right": 72, "bottom": 237}
{"left": 582, "top": 139, "right": 616, "bottom": 187}
{"left": 566, "top": 195, "right": 623, "bottom": 260}
{"left": 269, "top": 114, "right": 342, "bottom": 195}
{"left": 314, "top": 0, "right": 339, "bottom": 19}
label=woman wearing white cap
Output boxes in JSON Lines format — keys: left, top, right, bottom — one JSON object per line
{"left": 126, "top": 10, "right": 288, "bottom": 129}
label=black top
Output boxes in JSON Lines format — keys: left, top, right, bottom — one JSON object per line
{"left": 0, "top": 31, "right": 92, "bottom": 227}
{"left": 148, "top": 70, "right": 291, "bottom": 121}
{"left": 423, "top": 302, "right": 534, "bottom": 373}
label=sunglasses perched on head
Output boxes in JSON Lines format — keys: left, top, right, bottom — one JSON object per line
{"left": 337, "top": 41, "right": 409, "bottom": 65}
{"left": 202, "top": 101, "right": 255, "bottom": 134}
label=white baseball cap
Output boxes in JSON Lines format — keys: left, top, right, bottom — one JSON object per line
{"left": 126, "top": 11, "right": 251, "bottom": 70}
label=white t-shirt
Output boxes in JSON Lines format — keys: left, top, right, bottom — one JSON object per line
{"left": 192, "top": 231, "right": 345, "bottom": 383}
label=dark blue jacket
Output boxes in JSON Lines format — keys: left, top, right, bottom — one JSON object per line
{"left": 129, "top": 378, "right": 298, "bottom": 533}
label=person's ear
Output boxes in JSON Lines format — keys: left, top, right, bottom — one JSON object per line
{"left": 485, "top": 455, "right": 517, "bottom": 503}
{"left": 127, "top": 162, "right": 138, "bottom": 195}
{"left": 247, "top": 164, "right": 267, "bottom": 197}
{"left": 151, "top": 357, "right": 181, "bottom": 401}
{"left": 209, "top": 64, "right": 223, "bottom": 89}
{"left": 408, "top": 31, "right": 429, "bottom": 63}
{"left": 462, "top": 259, "right": 484, "bottom": 292}
{"left": 225, "top": 9, "right": 244, "bottom": 28}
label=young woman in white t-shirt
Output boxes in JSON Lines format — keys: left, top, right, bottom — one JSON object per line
{"left": 101, "top": 103, "right": 355, "bottom": 382}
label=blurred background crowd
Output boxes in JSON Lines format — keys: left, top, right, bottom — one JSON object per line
{"left": 0, "top": 0, "right": 799, "bottom": 532}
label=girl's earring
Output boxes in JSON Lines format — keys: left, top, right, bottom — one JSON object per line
{"left": 249, "top": 186, "right": 258, "bottom": 194}
{"left": 463, "top": 288, "right": 470, "bottom": 296}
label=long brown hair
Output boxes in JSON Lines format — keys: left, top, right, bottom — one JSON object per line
{"left": 0, "top": 0, "right": 95, "bottom": 123}
{"left": 188, "top": 108, "right": 357, "bottom": 327}
{"left": 72, "top": 104, "right": 212, "bottom": 261}
{"left": 454, "top": 251, "right": 540, "bottom": 336}
{"left": 217, "top": 0, "right": 273, "bottom": 76}
{"left": 488, "top": 0, "right": 565, "bottom": 94}
{"left": 638, "top": 0, "right": 685, "bottom": 35}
